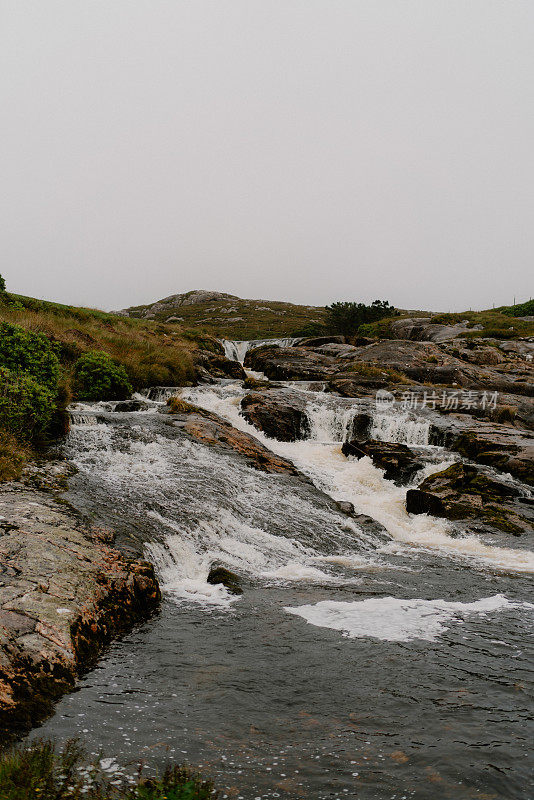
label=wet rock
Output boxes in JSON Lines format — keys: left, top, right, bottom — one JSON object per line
{"left": 195, "top": 349, "right": 246, "bottom": 380}
{"left": 0, "top": 480, "right": 160, "bottom": 743}
{"left": 406, "top": 462, "right": 529, "bottom": 533}
{"left": 165, "top": 400, "right": 300, "bottom": 475}
{"left": 429, "top": 419, "right": 534, "bottom": 486}
{"left": 241, "top": 389, "right": 310, "bottom": 441}
{"left": 113, "top": 399, "right": 151, "bottom": 412}
{"left": 336, "top": 501, "right": 355, "bottom": 515}
{"left": 207, "top": 566, "right": 243, "bottom": 595}
{"left": 341, "top": 439, "right": 424, "bottom": 484}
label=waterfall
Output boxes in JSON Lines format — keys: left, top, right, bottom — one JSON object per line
{"left": 143, "top": 386, "right": 183, "bottom": 402}
{"left": 221, "top": 337, "right": 301, "bottom": 363}
{"left": 370, "top": 411, "right": 430, "bottom": 446}
{"left": 305, "top": 400, "right": 362, "bottom": 443}
{"left": 69, "top": 413, "right": 99, "bottom": 426}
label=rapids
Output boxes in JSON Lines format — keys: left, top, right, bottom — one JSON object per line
{"left": 32, "top": 370, "right": 534, "bottom": 799}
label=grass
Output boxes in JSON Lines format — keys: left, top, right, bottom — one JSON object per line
{"left": 0, "top": 294, "right": 208, "bottom": 391}
{"left": 0, "top": 739, "right": 218, "bottom": 800}
{"left": 0, "top": 430, "right": 29, "bottom": 482}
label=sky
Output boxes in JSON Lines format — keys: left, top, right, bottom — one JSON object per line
{"left": 1, "top": 1, "right": 533, "bottom": 312}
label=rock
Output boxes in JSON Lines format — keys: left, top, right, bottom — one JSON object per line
{"left": 207, "top": 566, "right": 243, "bottom": 595}
{"left": 298, "top": 336, "right": 346, "bottom": 347}
{"left": 0, "top": 480, "right": 160, "bottom": 743}
{"left": 163, "top": 400, "right": 300, "bottom": 475}
{"left": 429, "top": 419, "right": 534, "bottom": 486}
{"left": 195, "top": 350, "right": 246, "bottom": 380}
{"left": 113, "top": 399, "right": 151, "bottom": 412}
{"left": 389, "top": 317, "right": 479, "bottom": 342}
{"left": 241, "top": 389, "right": 310, "bottom": 441}
{"left": 406, "top": 462, "right": 529, "bottom": 533}
{"left": 341, "top": 439, "right": 424, "bottom": 484}
{"left": 336, "top": 501, "right": 355, "bottom": 515}
{"left": 244, "top": 345, "right": 337, "bottom": 381}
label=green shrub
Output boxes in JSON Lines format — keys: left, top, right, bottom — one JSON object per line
{"left": 0, "top": 738, "right": 218, "bottom": 800}
{"left": 0, "top": 322, "right": 60, "bottom": 391}
{"left": 0, "top": 367, "right": 55, "bottom": 441}
{"left": 73, "top": 351, "right": 132, "bottom": 400}
{"left": 324, "top": 300, "right": 397, "bottom": 336}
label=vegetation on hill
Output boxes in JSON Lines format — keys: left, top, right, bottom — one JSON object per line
{"left": 498, "top": 298, "right": 534, "bottom": 318}
{"left": 122, "top": 293, "right": 326, "bottom": 340}
{"left": 0, "top": 738, "right": 218, "bottom": 800}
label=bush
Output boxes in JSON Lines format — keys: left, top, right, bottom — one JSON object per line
{"left": 73, "top": 351, "right": 132, "bottom": 400}
{"left": 0, "top": 322, "right": 60, "bottom": 392}
{"left": 325, "top": 300, "right": 397, "bottom": 336}
{"left": 0, "top": 367, "right": 55, "bottom": 440}
{"left": 0, "top": 738, "right": 218, "bottom": 800}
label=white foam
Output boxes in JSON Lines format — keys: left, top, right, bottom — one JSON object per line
{"left": 181, "top": 384, "right": 534, "bottom": 573}
{"left": 285, "top": 594, "right": 534, "bottom": 642}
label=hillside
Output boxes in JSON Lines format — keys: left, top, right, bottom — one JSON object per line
{"left": 118, "top": 290, "right": 534, "bottom": 342}
{"left": 118, "top": 289, "right": 326, "bottom": 340}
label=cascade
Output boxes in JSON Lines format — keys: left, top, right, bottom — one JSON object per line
{"left": 221, "top": 337, "right": 301, "bottom": 363}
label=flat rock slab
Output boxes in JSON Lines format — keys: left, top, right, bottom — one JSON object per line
{"left": 0, "top": 478, "right": 160, "bottom": 743}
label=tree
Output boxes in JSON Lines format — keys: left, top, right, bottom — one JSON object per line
{"left": 0, "top": 274, "right": 5, "bottom": 294}
{"left": 324, "top": 300, "right": 397, "bottom": 336}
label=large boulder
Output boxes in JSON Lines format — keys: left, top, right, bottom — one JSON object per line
{"left": 406, "top": 462, "right": 529, "bottom": 533}
{"left": 241, "top": 389, "right": 310, "bottom": 441}
{"left": 341, "top": 439, "right": 424, "bottom": 484}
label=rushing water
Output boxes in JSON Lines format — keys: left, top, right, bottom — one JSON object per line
{"left": 33, "top": 375, "right": 534, "bottom": 800}
{"left": 221, "top": 338, "right": 301, "bottom": 363}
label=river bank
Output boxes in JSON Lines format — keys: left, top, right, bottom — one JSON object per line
{"left": 0, "top": 460, "right": 160, "bottom": 745}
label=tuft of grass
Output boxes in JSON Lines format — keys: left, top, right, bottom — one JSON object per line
{"left": 166, "top": 396, "right": 198, "bottom": 414}
{"left": 0, "top": 739, "right": 218, "bottom": 800}
{"left": 343, "top": 362, "right": 413, "bottom": 384}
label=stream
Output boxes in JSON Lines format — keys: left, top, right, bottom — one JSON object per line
{"left": 31, "top": 345, "right": 534, "bottom": 800}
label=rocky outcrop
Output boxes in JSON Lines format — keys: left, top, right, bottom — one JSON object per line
{"left": 406, "top": 462, "right": 530, "bottom": 534}
{"left": 341, "top": 439, "right": 424, "bottom": 484}
{"left": 164, "top": 400, "right": 299, "bottom": 475}
{"left": 119, "top": 290, "right": 240, "bottom": 319}
{"left": 389, "top": 317, "right": 482, "bottom": 342}
{"left": 0, "top": 478, "right": 160, "bottom": 743}
{"left": 241, "top": 389, "right": 310, "bottom": 441}
{"left": 429, "top": 419, "right": 534, "bottom": 486}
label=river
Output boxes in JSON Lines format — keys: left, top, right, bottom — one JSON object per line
{"left": 31, "top": 351, "right": 534, "bottom": 800}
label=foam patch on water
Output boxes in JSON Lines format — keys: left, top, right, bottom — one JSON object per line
{"left": 285, "top": 594, "right": 534, "bottom": 641}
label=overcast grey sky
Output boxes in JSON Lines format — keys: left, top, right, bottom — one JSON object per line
{"left": 1, "top": 1, "right": 533, "bottom": 311}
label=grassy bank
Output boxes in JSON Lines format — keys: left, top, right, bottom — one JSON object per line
{"left": 0, "top": 739, "right": 218, "bottom": 800}
{"left": 0, "top": 293, "right": 220, "bottom": 481}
